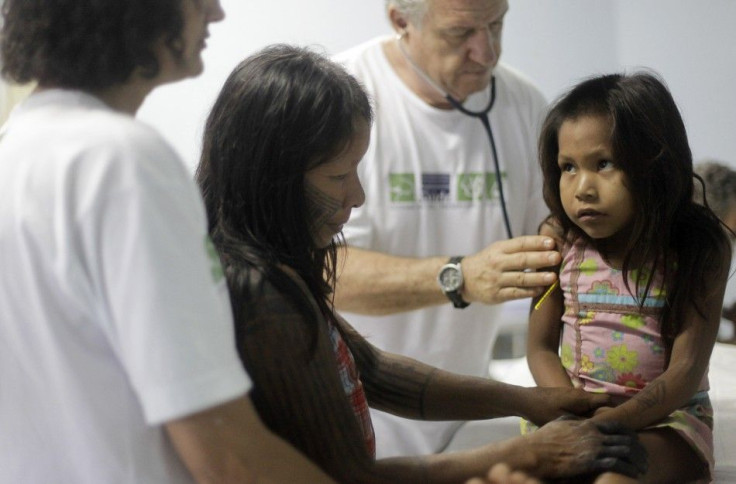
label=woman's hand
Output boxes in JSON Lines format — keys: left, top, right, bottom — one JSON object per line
{"left": 466, "top": 419, "right": 645, "bottom": 483}
{"left": 519, "top": 418, "right": 647, "bottom": 479}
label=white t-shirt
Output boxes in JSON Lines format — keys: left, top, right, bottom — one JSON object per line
{"left": 0, "top": 90, "right": 251, "bottom": 483}
{"left": 335, "top": 37, "right": 548, "bottom": 457}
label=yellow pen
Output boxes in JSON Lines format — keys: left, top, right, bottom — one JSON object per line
{"left": 534, "top": 280, "right": 560, "bottom": 311}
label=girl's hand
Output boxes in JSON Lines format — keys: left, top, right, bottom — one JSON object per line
{"left": 522, "top": 387, "right": 610, "bottom": 425}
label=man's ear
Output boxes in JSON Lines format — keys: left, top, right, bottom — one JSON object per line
{"left": 388, "top": 6, "right": 410, "bottom": 36}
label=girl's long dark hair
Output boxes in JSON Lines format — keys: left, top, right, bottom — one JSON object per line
{"left": 196, "top": 44, "right": 372, "bottom": 349}
{"left": 539, "top": 72, "right": 731, "bottom": 356}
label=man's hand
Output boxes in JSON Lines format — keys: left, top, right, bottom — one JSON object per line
{"left": 522, "top": 419, "right": 647, "bottom": 479}
{"left": 461, "top": 236, "right": 561, "bottom": 305}
{"left": 537, "top": 215, "right": 565, "bottom": 250}
{"left": 522, "top": 387, "right": 610, "bottom": 425}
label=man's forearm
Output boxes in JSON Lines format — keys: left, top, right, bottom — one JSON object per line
{"left": 334, "top": 245, "right": 450, "bottom": 314}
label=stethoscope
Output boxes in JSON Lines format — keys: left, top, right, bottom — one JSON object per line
{"left": 397, "top": 36, "right": 513, "bottom": 239}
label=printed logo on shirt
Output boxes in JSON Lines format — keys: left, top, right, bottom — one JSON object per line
{"left": 204, "top": 235, "right": 224, "bottom": 283}
{"left": 389, "top": 173, "right": 416, "bottom": 202}
{"left": 422, "top": 173, "right": 451, "bottom": 202}
{"left": 457, "top": 172, "right": 507, "bottom": 201}
{"left": 388, "top": 171, "right": 507, "bottom": 205}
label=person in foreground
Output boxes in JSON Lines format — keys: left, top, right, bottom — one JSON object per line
{"left": 0, "top": 1, "right": 336, "bottom": 482}
{"left": 333, "top": 0, "right": 555, "bottom": 458}
{"left": 526, "top": 73, "right": 732, "bottom": 483}
{"left": 196, "top": 44, "right": 647, "bottom": 484}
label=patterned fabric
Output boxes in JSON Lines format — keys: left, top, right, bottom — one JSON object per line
{"left": 560, "top": 237, "right": 678, "bottom": 395}
{"left": 327, "top": 321, "right": 376, "bottom": 457}
{"left": 559, "top": 237, "right": 714, "bottom": 479}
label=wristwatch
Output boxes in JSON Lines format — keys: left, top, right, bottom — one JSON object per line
{"left": 437, "top": 256, "right": 470, "bottom": 309}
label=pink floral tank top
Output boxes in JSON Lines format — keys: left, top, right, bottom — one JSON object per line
{"left": 559, "top": 237, "right": 708, "bottom": 401}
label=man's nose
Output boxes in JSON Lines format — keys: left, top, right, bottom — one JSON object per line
{"left": 468, "top": 29, "right": 499, "bottom": 66}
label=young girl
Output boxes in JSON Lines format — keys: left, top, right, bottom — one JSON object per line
{"left": 527, "top": 72, "right": 732, "bottom": 483}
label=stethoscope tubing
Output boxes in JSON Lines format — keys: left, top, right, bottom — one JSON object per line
{"left": 397, "top": 36, "right": 514, "bottom": 239}
{"left": 444, "top": 79, "right": 514, "bottom": 239}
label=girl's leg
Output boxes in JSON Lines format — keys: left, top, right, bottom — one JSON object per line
{"left": 594, "top": 428, "right": 707, "bottom": 484}
{"left": 637, "top": 428, "right": 708, "bottom": 484}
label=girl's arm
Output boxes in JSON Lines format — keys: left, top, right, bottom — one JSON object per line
{"left": 526, "top": 282, "right": 574, "bottom": 388}
{"left": 589, "top": 254, "right": 729, "bottom": 430}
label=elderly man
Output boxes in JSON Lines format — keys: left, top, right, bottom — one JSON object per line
{"left": 335, "top": 0, "right": 555, "bottom": 457}
{"left": 0, "top": 1, "right": 336, "bottom": 482}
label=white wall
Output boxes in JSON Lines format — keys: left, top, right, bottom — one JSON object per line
{"left": 132, "top": 1, "right": 736, "bottom": 171}
{"left": 502, "top": 0, "right": 620, "bottom": 102}
{"left": 502, "top": 0, "right": 736, "bottom": 166}
{"left": 138, "top": 0, "right": 391, "bottom": 170}
{"left": 616, "top": 0, "right": 736, "bottom": 165}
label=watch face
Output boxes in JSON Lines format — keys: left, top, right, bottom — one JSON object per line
{"left": 439, "top": 266, "right": 462, "bottom": 291}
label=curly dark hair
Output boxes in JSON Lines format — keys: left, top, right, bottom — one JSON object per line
{"left": 538, "top": 72, "right": 731, "bottom": 355}
{"left": 1, "top": 0, "right": 185, "bottom": 89}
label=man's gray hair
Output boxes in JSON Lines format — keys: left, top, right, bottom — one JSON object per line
{"left": 693, "top": 160, "right": 736, "bottom": 220}
{"left": 386, "top": 0, "right": 430, "bottom": 26}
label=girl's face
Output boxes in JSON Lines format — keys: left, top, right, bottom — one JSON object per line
{"left": 304, "top": 120, "right": 370, "bottom": 248}
{"left": 557, "top": 114, "right": 635, "bottom": 246}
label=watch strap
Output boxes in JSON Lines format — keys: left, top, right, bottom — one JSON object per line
{"left": 445, "top": 256, "right": 470, "bottom": 309}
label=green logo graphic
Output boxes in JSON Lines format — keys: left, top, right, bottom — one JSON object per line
{"left": 389, "top": 173, "right": 416, "bottom": 202}
{"left": 457, "top": 172, "right": 506, "bottom": 201}
{"left": 457, "top": 173, "right": 485, "bottom": 201}
{"left": 485, "top": 172, "right": 501, "bottom": 200}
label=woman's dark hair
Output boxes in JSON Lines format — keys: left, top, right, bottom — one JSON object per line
{"left": 1, "top": 0, "right": 185, "bottom": 89}
{"left": 196, "top": 44, "right": 372, "bottom": 347}
{"left": 539, "top": 72, "right": 731, "bottom": 355}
